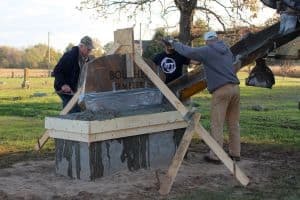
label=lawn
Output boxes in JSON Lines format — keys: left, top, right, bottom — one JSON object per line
{"left": 0, "top": 77, "right": 59, "bottom": 155}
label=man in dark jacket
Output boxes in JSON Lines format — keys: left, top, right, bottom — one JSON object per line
{"left": 53, "top": 36, "right": 94, "bottom": 113}
{"left": 166, "top": 32, "right": 241, "bottom": 163}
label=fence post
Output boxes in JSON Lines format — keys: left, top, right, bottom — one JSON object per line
{"left": 21, "top": 67, "right": 30, "bottom": 89}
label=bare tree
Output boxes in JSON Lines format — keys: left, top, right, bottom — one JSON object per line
{"left": 78, "top": 0, "right": 260, "bottom": 44}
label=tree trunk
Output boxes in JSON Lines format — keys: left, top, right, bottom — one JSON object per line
{"left": 175, "top": 0, "right": 197, "bottom": 45}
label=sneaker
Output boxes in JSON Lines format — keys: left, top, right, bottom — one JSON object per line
{"left": 230, "top": 155, "right": 241, "bottom": 162}
{"left": 203, "top": 155, "right": 221, "bottom": 165}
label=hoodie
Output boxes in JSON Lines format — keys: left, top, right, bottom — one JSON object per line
{"left": 173, "top": 40, "right": 240, "bottom": 93}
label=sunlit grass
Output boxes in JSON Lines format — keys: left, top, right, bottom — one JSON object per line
{"left": 0, "top": 77, "right": 59, "bottom": 153}
{"left": 0, "top": 73, "right": 299, "bottom": 154}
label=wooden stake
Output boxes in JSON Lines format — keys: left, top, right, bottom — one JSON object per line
{"left": 159, "top": 113, "right": 200, "bottom": 195}
{"left": 134, "top": 54, "right": 188, "bottom": 117}
{"left": 195, "top": 124, "right": 250, "bottom": 186}
{"left": 34, "top": 87, "right": 82, "bottom": 151}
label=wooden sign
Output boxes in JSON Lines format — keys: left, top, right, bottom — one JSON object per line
{"left": 83, "top": 54, "right": 164, "bottom": 93}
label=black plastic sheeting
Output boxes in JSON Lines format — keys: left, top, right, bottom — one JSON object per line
{"left": 261, "top": 0, "right": 300, "bottom": 11}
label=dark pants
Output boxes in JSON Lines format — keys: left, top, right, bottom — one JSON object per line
{"left": 57, "top": 93, "right": 81, "bottom": 113}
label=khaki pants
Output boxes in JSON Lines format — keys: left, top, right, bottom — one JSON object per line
{"left": 209, "top": 84, "right": 240, "bottom": 159}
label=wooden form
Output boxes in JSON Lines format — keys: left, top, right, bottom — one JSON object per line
{"left": 46, "top": 111, "right": 187, "bottom": 143}
{"left": 37, "top": 28, "right": 250, "bottom": 193}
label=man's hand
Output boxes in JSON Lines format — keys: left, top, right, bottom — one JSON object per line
{"left": 233, "top": 54, "right": 243, "bottom": 73}
{"left": 61, "top": 84, "right": 73, "bottom": 93}
{"left": 162, "top": 36, "right": 175, "bottom": 46}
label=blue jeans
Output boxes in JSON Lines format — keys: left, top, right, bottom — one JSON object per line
{"left": 279, "top": 13, "right": 298, "bottom": 34}
{"left": 57, "top": 93, "right": 81, "bottom": 113}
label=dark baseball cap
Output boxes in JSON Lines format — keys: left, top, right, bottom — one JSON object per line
{"left": 80, "top": 36, "right": 94, "bottom": 50}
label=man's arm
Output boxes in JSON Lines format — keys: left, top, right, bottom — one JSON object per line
{"left": 190, "top": 60, "right": 200, "bottom": 65}
{"left": 172, "top": 42, "right": 206, "bottom": 62}
{"left": 53, "top": 54, "right": 70, "bottom": 92}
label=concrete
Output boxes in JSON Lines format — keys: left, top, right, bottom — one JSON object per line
{"left": 55, "top": 130, "right": 183, "bottom": 180}
{"left": 54, "top": 88, "right": 184, "bottom": 180}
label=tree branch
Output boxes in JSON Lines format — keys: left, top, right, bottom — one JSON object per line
{"left": 195, "top": 6, "right": 226, "bottom": 31}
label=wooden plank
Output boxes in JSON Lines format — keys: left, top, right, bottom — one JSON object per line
{"left": 34, "top": 87, "right": 82, "bottom": 151}
{"left": 113, "top": 28, "right": 134, "bottom": 77}
{"left": 48, "top": 120, "right": 187, "bottom": 143}
{"left": 89, "top": 121, "right": 187, "bottom": 142}
{"left": 90, "top": 111, "right": 185, "bottom": 134}
{"left": 134, "top": 54, "right": 189, "bottom": 117}
{"left": 159, "top": 113, "right": 200, "bottom": 195}
{"left": 106, "top": 43, "right": 121, "bottom": 55}
{"left": 34, "top": 130, "right": 50, "bottom": 151}
{"left": 126, "top": 54, "right": 134, "bottom": 78}
{"left": 48, "top": 130, "right": 88, "bottom": 142}
{"left": 195, "top": 124, "right": 250, "bottom": 186}
{"left": 45, "top": 117, "right": 90, "bottom": 134}
{"left": 45, "top": 111, "right": 185, "bottom": 134}
{"left": 60, "top": 87, "right": 82, "bottom": 115}
{"left": 114, "top": 28, "right": 134, "bottom": 54}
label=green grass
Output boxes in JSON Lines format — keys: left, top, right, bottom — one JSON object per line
{"left": 0, "top": 73, "right": 299, "bottom": 153}
{"left": 0, "top": 77, "right": 59, "bottom": 154}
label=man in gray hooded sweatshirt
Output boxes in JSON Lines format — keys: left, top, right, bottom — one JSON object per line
{"left": 167, "top": 31, "right": 241, "bottom": 163}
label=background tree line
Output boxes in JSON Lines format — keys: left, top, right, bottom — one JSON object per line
{"left": 0, "top": 44, "right": 62, "bottom": 69}
{"left": 0, "top": 38, "right": 103, "bottom": 69}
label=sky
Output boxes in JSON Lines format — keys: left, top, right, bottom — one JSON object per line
{"left": 0, "top": 0, "right": 276, "bottom": 52}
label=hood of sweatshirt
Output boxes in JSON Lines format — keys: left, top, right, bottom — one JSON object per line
{"left": 208, "top": 40, "right": 229, "bottom": 55}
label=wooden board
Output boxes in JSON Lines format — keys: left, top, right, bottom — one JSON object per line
{"left": 48, "top": 120, "right": 187, "bottom": 143}
{"left": 195, "top": 124, "right": 250, "bottom": 186}
{"left": 106, "top": 43, "right": 121, "bottom": 55}
{"left": 159, "top": 113, "right": 200, "bottom": 195}
{"left": 134, "top": 54, "right": 189, "bottom": 117}
{"left": 114, "top": 28, "right": 134, "bottom": 54}
{"left": 112, "top": 28, "right": 135, "bottom": 77}
{"left": 46, "top": 111, "right": 187, "bottom": 142}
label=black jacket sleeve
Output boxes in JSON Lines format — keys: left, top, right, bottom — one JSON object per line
{"left": 53, "top": 53, "right": 71, "bottom": 91}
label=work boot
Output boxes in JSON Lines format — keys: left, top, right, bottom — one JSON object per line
{"left": 230, "top": 155, "right": 241, "bottom": 162}
{"left": 203, "top": 155, "right": 221, "bottom": 165}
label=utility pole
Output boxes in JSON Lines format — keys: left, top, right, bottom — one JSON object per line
{"left": 48, "top": 32, "right": 50, "bottom": 69}
{"left": 139, "top": 23, "right": 142, "bottom": 55}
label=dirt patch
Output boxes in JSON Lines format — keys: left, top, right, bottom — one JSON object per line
{"left": 0, "top": 143, "right": 299, "bottom": 200}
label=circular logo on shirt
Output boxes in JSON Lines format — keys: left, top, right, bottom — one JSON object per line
{"left": 161, "top": 57, "right": 176, "bottom": 74}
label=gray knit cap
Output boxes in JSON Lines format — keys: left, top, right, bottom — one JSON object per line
{"left": 80, "top": 36, "right": 94, "bottom": 49}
